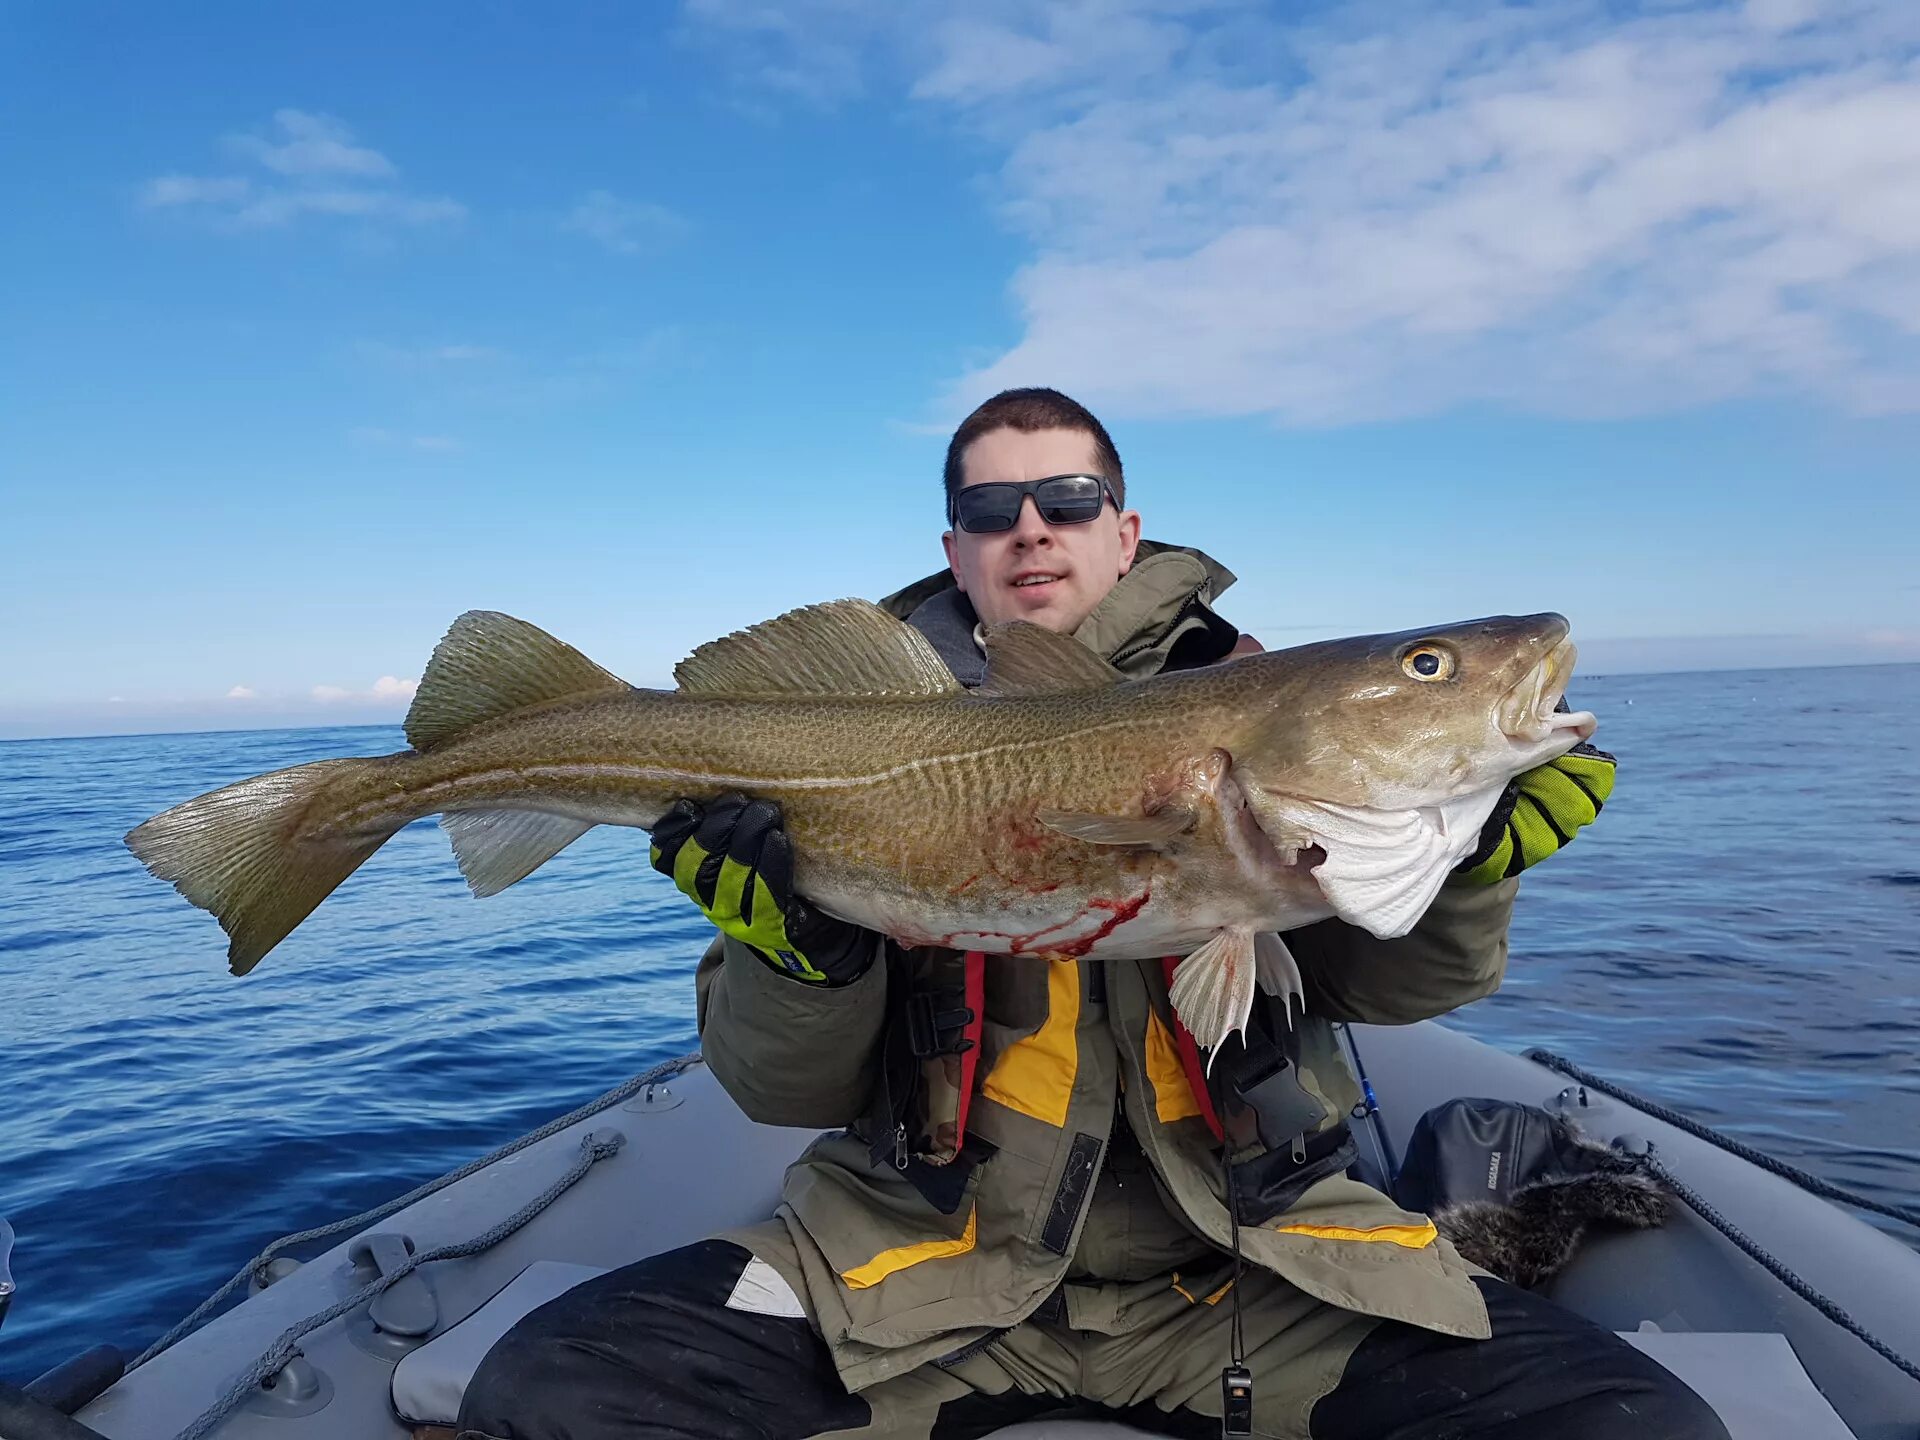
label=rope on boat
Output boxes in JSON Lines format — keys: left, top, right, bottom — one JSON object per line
{"left": 171, "top": 1129, "right": 626, "bottom": 1440}
{"left": 1527, "top": 1049, "right": 1920, "bottom": 1388}
{"left": 130, "top": 1051, "right": 702, "bottom": 1372}
{"left": 1527, "top": 1049, "right": 1920, "bottom": 1232}
{"left": 1637, "top": 1152, "right": 1920, "bottom": 1388}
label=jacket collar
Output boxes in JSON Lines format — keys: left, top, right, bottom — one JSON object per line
{"left": 877, "top": 540, "right": 1242, "bottom": 687}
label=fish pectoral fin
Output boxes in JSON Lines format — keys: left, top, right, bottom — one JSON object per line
{"left": 1253, "top": 932, "right": 1303, "bottom": 1030}
{"left": 674, "top": 599, "right": 960, "bottom": 698}
{"left": 1168, "top": 927, "right": 1258, "bottom": 1065}
{"left": 1036, "top": 806, "right": 1196, "bottom": 846}
{"left": 406, "top": 611, "right": 629, "bottom": 752}
{"left": 976, "top": 622, "right": 1125, "bottom": 696}
{"left": 1305, "top": 791, "right": 1504, "bottom": 939}
{"left": 441, "top": 809, "right": 595, "bottom": 897}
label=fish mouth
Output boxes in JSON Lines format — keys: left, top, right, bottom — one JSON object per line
{"left": 1496, "top": 639, "right": 1596, "bottom": 744}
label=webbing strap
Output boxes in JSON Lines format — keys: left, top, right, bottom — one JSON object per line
{"left": 950, "top": 952, "right": 987, "bottom": 1152}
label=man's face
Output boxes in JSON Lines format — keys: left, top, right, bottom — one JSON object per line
{"left": 942, "top": 426, "right": 1142, "bottom": 634}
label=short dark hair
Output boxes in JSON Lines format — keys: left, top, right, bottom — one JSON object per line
{"left": 943, "top": 387, "right": 1125, "bottom": 517}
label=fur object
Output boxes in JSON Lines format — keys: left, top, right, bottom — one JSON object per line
{"left": 1432, "top": 1117, "right": 1672, "bottom": 1289}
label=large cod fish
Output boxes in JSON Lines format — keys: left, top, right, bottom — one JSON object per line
{"left": 126, "top": 600, "right": 1595, "bottom": 1050}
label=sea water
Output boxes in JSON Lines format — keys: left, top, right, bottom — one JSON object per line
{"left": 2, "top": 663, "right": 1916, "bottom": 1382}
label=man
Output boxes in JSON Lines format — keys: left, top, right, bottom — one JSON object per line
{"left": 460, "top": 389, "right": 1720, "bottom": 1439}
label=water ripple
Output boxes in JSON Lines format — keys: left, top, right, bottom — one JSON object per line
{"left": 5, "top": 672, "right": 1920, "bottom": 1382}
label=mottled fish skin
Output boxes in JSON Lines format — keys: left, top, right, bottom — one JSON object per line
{"left": 126, "top": 602, "right": 1596, "bottom": 1049}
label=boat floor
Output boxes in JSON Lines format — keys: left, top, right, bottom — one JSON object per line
{"left": 69, "top": 1022, "right": 1920, "bottom": 1440}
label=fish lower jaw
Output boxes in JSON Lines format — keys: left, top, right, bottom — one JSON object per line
{"left": 1496, "top": 638, "right": 1591, "bottom": 743}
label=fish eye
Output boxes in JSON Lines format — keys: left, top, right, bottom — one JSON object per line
{"left": 1401, "top": 644, "right": 1455, "bottom": 682}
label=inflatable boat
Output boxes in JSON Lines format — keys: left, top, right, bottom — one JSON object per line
{"left": 5, "top": 1021, "right": 1918, "bottom": 1440}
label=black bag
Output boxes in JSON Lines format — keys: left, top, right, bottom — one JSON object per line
{"left": 1393, "top": 1098, "right": 1670, "bottom": 1289}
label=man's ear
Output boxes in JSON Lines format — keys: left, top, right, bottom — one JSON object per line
{"left": 942, "top": 529, "right": 967, "bottom": 592}
{"left": 1116, "top": 509, "right": 1142, "bottom": 575}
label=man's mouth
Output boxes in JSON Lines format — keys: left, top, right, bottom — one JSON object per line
{"left": 1011, "top": 573, "right": 1064, "bottom": 590}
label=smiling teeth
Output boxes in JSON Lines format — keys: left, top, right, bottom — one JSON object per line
{"left": 1016, "top": 576, "right": 1060, "bottom": 586}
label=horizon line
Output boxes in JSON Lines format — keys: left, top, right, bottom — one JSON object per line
{"left": 4, "top": 654, "right": 1915, "bottom": 746}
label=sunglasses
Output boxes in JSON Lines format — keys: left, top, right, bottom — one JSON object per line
{"left": 949, "top": 474, "right": 1121, "bottom": 534}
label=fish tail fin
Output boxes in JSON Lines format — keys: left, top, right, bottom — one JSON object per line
{"left": 1169, "top": 926, "right": 1258, "bottom": 1068}
{"left": 125, "top": 757, "right": 400, "bottom": 976}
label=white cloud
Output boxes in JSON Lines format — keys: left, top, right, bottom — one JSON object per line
{"left": 141, "top": 175, "right": 252, "bottom": 208}
{"left": 371, "top": 675, "right": 419, "bottom": 700}
{"left": 225, "top": 685, "right": 257, "bottom": 700}
{"left": 140, "top": 110, "right": 464, "bottom": 231}
{"left": 562, "top": 190, "right": 691, "bottom": 255}
{"left": 685, "top": 0, "right": 1920, "bottom": 424}
{"left": 226, "top": 109, "right": 397, "bottom": 178}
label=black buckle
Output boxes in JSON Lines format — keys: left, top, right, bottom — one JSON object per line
{"left": 906, "top": 991, "right": 975, "bottom": 1059}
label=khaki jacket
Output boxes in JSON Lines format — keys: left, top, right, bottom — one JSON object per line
{"left": 697, "top": 543, "right": 1515, "bottom": 1391}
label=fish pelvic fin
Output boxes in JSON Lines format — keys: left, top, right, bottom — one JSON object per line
{"left": 1253, "top": 931, "right": 1303, "bottom": 1029}
{"left": 406, "top": 611, "right": 629, "bottom": 751}
{"left": 675, "top": 599, "right": 959, "bottom": 698}
{"left": 124, "top": 757, "right": 401, "bottom": 976}
{"left": 1168, "top": 926, "right": 1258, "bottom": 1069}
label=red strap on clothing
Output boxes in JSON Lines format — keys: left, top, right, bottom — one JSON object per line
{"left": 951, "top": 952, "right": 988, "bottom": 1151}
{"left": 1161, "top": 957, "right": 1224, "bottom": 1142}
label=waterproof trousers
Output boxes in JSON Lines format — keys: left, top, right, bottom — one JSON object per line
{"left": 456, "top": 1235, "right": 1729, "bottom": 1440}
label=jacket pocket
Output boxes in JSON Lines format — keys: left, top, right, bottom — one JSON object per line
{"left": 1231, "top": 1122, "right": 1359, "bottom": 1225}
{"left": 788, "top": 1133, "right": 987, "bottom": 1297}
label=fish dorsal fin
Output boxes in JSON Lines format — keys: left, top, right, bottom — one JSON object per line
{"left": 405, "top": 611, "right": 629, "bottom": 751}
{"left": 674, "top": 599, "right": 960, "bottom": 697}
{"left": 977, "top": 622, "right": 1124, "bottom": 697}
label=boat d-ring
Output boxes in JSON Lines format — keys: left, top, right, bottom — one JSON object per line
{"left": 622, "top": 1078, "right": 685, "bottom": 1113}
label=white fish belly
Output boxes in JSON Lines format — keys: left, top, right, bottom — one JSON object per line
{"left": 815, "top": 865, "right": 1332, "bottom": 962}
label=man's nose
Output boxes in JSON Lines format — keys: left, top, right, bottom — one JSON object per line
{"left": 1009, "top": 496, "right": 1052, "bottom": 545}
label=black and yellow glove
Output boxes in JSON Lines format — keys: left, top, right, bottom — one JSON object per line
{"left": 648, "top": 792, "right": 873, "bottom": 985}
{"left": 1455, "top": 742, "right": 1617, "bottom": 886}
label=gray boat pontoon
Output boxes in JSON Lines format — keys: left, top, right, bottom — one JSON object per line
{"left": 5, "top": 1021, "right": 1918, "bottom": 1440}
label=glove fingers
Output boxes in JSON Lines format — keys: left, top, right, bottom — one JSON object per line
{"left": 727, "top": 799, "right": 785, "bottom": 871}
{"left": 1509, "top": 793, "right": 1567, "bottom": 866}
{"left": 1458, "top": 825, "right": 1519, "bottom": 886}
{"left": 1524, "top": 766, "right": 1601, "bottom": 832}
{"left": 751, "top": 824, "right": 796, "bottom": 930}
{"left": 648, "top": 798, "right": 702, "bottom": 878}
{"left": 675, "top": 793, "right": 747, "bottom": 911}
{"left": 1555, "top": 750, "right": 1617, "bottom": 806}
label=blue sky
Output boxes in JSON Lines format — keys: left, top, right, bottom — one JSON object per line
{"left": 4, "top": 0, "right": 1917, "bottom": 740}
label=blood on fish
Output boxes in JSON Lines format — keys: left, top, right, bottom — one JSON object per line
{"left": 929, "top": 887, "right": 1149, "bottom": 959}
{"left": 1051, "top": 892, "right": 1150, "bottom": 957}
